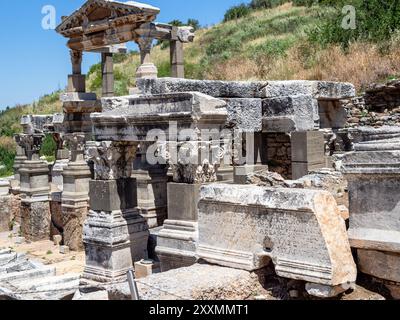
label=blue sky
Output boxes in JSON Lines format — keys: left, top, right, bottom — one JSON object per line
{"left": 0, "top": 0, "right": 247, "bottom": 109}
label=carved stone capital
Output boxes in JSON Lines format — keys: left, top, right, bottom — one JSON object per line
{"left": 166, "top": 141, "right": 223, "bottom": 184}
{"left": 70, "top": 50, "right": 83, "bottom": 74}
{"left": 88, "top": 141, "right": 138, "bottom": 180}
{"left": 64, "top": 133, "right": 86, "bottom": 153}
{"left": 137, "top": 37, "right": 153, "bottom": 54}
{"left": 15, "top": 133, "right": 45, "bottom": 160}
{"left": 177, "top": 26, "right": 195, "bottom": 43}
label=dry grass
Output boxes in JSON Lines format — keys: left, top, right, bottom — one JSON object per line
{"left": 0, "top": 136, "right": 16, "bottom": 152}
{"left": 204, "top": 41, "right": 400, "bottom": 92}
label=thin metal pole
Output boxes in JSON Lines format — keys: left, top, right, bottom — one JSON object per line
{"left": 127, "top": 268, "right": 140, "bottom": 300}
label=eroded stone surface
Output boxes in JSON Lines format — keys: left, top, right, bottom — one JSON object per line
{"left": 197, "top": 184, "right": 357, "bottom": 293}
{"left": 108, "top": 264, "right": 268, "bottom": 300}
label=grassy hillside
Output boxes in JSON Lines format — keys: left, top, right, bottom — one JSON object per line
{"left": 1, "top": 1, "right": 400, "bottom": 177}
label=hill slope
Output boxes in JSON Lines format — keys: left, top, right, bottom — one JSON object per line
{"left": 1, "top": 1, "right": 400, "bottom": 176}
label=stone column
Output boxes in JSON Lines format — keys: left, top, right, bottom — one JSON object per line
{"left": 17, "top": 134, "right": 51, "bottom": 241}
{"left": 82, "top": 141, "right": 149, "bottom": 283}
{"left": 156, "top": 141, "right": 221, "bottom": 272}
{"left": 61, "top": 133, "right": 91, "bottom": 251}
{"left": 101, "top": 52, "right": 114, "bottom": 97}
{"left": 68, "top": 50, "right": 86, "bottom": 93}
{"left": 0, "top": 180, "right": 12, "bottom": 232}
{"left": 170, "top": 26, "right": 184, "bottom": 78}
{"left": 136, "top": 37, "right": 158, "bottom": 79}
{"left": 10, "top": 142, "right": 27, "bottom": 194}
{"left": 291, "top": 131, "right": 326, "bottom": 180}
{"left": 342, "top": 127, "right": 400, "bottom": 298}
{"left": 132, "top": 142, "right": 168, "bottom": 229}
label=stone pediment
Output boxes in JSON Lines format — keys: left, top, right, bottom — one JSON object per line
{"left": 56, "top": 0, "right": 160, "bottom": 50}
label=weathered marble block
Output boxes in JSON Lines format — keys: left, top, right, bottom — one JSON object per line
{"left": 137, "top": 77, "right": 268, "bottom": 98}
{"left": 92, "top": 92, "right": 227, "bottom": 141}
{"left": 224, "top": 98, "right": 262, "bottom": 133}
{"left": 198, "top": 184, "right": 357, "bottom": 296}
{"left": 261, "top": 80, "right": 355, "bottom": 100}
{"left": 156, "top": 183, "right": 200, "bottom": 271}
{"left": 83, "top": 179, "right": 149, "bottom": 283}
{"left": 291, "top": 131, "right": 326, "bottom": 180}
{"left": 262, "top": 95, "right": 317, "bottom": 132}
{"left": 342, "top": 127, "right": 400, "bottom": 285}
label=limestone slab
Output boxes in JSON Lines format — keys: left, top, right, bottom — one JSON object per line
{"left": 262, "top": 95, "right": 317, "bottom": 132}
{"left": 197, "top": 184, "right": 357, "bottom": 290}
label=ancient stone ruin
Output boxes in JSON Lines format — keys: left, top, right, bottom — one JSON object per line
{"left": 0, "top": 0, "right": 399, "bottom": 301}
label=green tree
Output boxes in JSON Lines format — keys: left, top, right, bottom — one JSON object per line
{"left": 223, "top": 3, "right": 251, "bottom": 22}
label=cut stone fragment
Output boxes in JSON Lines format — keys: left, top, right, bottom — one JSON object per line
{"left": 197, "top": 184, "right": 357, "bottom": 296}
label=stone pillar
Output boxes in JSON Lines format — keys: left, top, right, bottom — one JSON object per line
{"left": 0, "top": 180, "right": 12, "bottom": 232}
{"left": 136, "top": 37, "right": 158, "bottom": 79}
{"left": 170, "top": 26, "right": 184, "bottom": 78}
{"left": 132, "top": 142, "right": 168, "bottom": 229}
{"left": 342, "top": 127, "right": 400, "bottom": 297}
{"left": 68, "top": 50, "right": 85, "bottom": 93}
{"left": 17, "top": 134, "right": 51, "bottom": 241}
{"left": 82, "top": 141, "right": 149, "bottom": 283}
{"left": 156, "top": 141, "right": 221, "bottom": 272}
{"left": 291, "top": 131, "right": 326, "bottom": 180}
{"left": 101, "top": 52, "right": 114, "bottom": 97}
{"left": 10, "top": 144, "right": 27, "bottom": 194}
{"left": 61, "top": 134, "right": 91, "bottom": 251}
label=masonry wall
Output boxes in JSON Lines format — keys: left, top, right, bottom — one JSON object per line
{"left": 266, "top": 133, "right": 292, "bottom": 179}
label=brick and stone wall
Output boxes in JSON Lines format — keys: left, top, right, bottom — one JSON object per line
{"left": 343, "top": 80, "right": 400, "bottom": 128}
{"left": 266, "top": 133, "right": 292, "bottom": 179}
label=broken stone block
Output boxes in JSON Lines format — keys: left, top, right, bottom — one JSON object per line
{"left": 108, "top": 264, "right": 268, "bottom": 300}
{"left": 59, "top": 246, "right": 70, "bottom": 255}
{"left": 0, "top": 180, "right": 10, "bottom": 196}
{"left": 137, "top": 77, "right": 268, "bottom": 98}
{"left": 134, "top": 259, "right": 160, "bottom": 279}
{"left": 342, "top": 127, "right": 400, "bottom": 285}
{"left": 197, "top": 184, "right": 357, "bottom": 297}
{"left": 224, "top": 98, "right": 262, "bottom": 132}
{"left": 262, "top": 95, "right": 317, "bottom": 133}
{"left": 260, "top": 80, "right": 355, "bottom": 100}
{"left": 15, "top": 237, "right": 26, "bottom": 245}
{"left": 53, "top": 235, "right": 62, "bottom": 246}
{"left": 0, "top": 194, "right": 12, "bottom": 232}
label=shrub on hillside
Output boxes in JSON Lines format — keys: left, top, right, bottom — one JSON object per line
{"left": 0, "top": 136, "right": 16, "bottom": 177}
{"left": 223, "top": 4, "right": 251, "bottom": 22}
{"left": 308, "top": 0, "right": 400, "bottom": 48}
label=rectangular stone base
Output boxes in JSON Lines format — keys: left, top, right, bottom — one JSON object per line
{"left": 20, "top": 201, "right": 51, "bottom": 241}
{"left": 0, "top": 195, "right": 12, "bottom": 232}
{"left": 82, "top": 209, "right": 149, "bottom": 283}
{"left": 67, "top": 74, "right": 86, "bottom": 93}
{"left": 155, "top": 220, "right": 198, "bottom": 272}
{"left": 62, "top": 204, "right": 88, "bottom": 251}
{"left": 358, "top": 249, "right": 400, "bottom": 283}
{"left": 168, "top": 183, "right": 200, "bottom": 221}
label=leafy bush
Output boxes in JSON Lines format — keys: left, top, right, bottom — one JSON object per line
{"left": 0, "top": 137, "right": 16, "bottom": 177}
{"left": 250, "top": 0, "right": 286, "bottom": 10}
{"left": 308, "top": 0, "right": 400, "bottom": 48}
{"left": 223, "top": 3, "right": 251, "bottom": 22}
{"left": 40, "top": 134, "right": 57, "bottom": 163}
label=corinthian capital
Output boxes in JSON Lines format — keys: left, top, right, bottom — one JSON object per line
{"left": 88, "top": 141, "right": 138, "bottom": 180}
